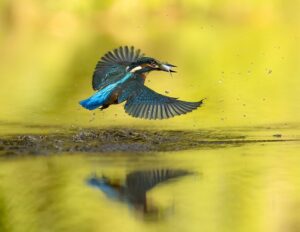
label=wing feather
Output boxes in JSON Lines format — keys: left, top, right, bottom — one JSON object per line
{"left": 126, "top": 169, "right": 191, "bottom": 193}
{"left": 121, "top": 82, "right": 204, "bottom": 120}
{"left": 92, "top": 46, "right": 145, "bottom": 90}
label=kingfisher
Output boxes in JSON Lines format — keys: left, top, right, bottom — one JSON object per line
{"left": 87, "top": 169, "right": 191, "bottom": 214}
{"left": 80, "top": 46, "right": 204, "bottom": 120}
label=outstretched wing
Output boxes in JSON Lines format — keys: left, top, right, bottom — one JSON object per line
{"left": 121, "top": 81, "right": 204, "bottom": 120}
{"left": 126, "top": 169, "right": 191, "bottom": 194}
{"left": 92, "top": 46, "right": 144, "bottom": 90}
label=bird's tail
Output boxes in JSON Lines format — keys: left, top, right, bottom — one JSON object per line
{"left": 79, "top": 91, "right": 107, "bottom": 110}
{"left": 79, "top": 98, "right": 98, "bottom": 110}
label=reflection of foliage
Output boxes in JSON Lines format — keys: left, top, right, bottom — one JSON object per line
{"left": 0, "top": 188, "right": 10, "bottom": 232}
{"left": 1, "top": 141, "right": 300, "bottom": 231}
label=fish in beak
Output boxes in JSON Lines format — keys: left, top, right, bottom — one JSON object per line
{"left": 159, "top": 63, "right": 177, "bottom": 73}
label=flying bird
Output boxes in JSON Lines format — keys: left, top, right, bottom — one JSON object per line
{"left": 87, "top": 169, "right": 191, "bottom": 214}
{"left": 79, "top": 46, "right": 204, "bottom": 119}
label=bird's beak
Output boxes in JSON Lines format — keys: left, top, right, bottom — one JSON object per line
{"left": 158, "top": 63, "right": 177, "bottom": 73}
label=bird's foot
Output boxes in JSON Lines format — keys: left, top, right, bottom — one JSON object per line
{"left": 99, "top": 105, "right": 109, "bottom": 111}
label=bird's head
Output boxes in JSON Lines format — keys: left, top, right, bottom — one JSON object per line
{"left": 127, "top": 57, "right": 176, "bottom": 74}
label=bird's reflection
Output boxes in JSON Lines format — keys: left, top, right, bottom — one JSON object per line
{"left": 87, "top": 169, "right": 192, "bottom": 219}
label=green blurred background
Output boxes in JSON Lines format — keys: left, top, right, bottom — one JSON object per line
{"left": 0, "top": 0, "right": 299, "bottom": 130}
{"left": 1, "top": 2, "right": 300, "bottom": 232}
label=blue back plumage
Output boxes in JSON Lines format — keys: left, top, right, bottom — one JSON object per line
{"left": 80, "top": 72, "right": 134, "bottom": 110}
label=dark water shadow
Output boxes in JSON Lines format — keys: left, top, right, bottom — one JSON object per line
{"left": 87, "top": 169, "right": 193, "bottom": 221}
{"left": 0, "top": 124, "right": 299, "bottom": 157}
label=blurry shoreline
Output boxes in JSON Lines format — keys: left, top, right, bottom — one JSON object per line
{"left": 0, "top": 123, "right": 299, "bottom": 157}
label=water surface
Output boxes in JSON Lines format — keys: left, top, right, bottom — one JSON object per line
{"left": 0, "top": 126, "right": 299, "bottom": 232}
